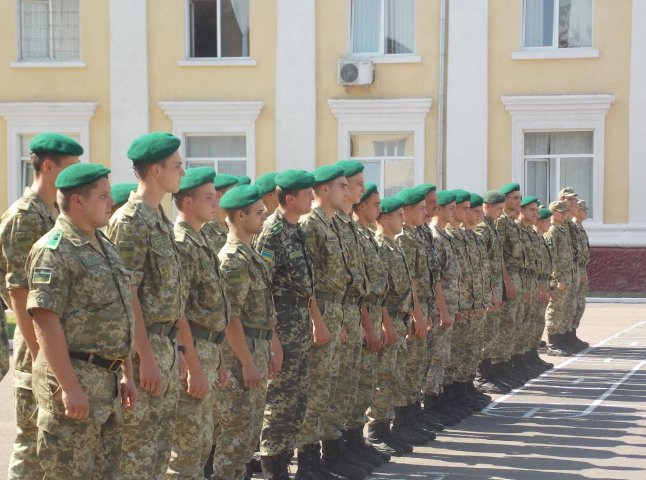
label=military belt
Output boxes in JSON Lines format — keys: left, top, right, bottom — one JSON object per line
{"left": 69, "top": 351, "right": 124, "bottom": 373}
{"left": 147, "top": 323, "right": 179, "bottom": 340}
{"left": 189, "top": 323, "right": 225, "bottom": 345}
{"left": 243, "top": 326, "right": 273, "bottom": 341}
{"left": 273, "top": 295, "right": 311, "bottom": 309}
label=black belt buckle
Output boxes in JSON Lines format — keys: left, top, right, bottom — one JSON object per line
{"left": 107, "top": 358, "right": 123, "bottom": 373}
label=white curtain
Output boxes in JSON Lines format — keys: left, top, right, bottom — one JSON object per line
{"left": 52, "top": 0, "right": 80, "bottom": 59}
{"left": 524, "top": 0, "right": 554, "bottom": 47}
{"left": 385, "top": 0, "right": 414, "bottom": 54}
{"left": 230, "top": 0, "right": 249, "bottom": 56}
{"left": 559, "top": 0, "right": 592, "bottom": 48}
{"left": 20, "top": 0, "right": 79, "bottom": 60}
{"left": 525, "top": 160, "right": 550, "bottom": 204}
{"left": 186, "top": 135, "right": 246, "bottom": 158}
{"left": 560, "top": 157, "right": 593, "bottom": 215}
{"left": 525, "top": 131, "right": 592, "bottom": 155}
{"left": 20, "top": 0, "right": 49, "bottom": 59}
{"left": 352, "top": 0, "right": 381, "bottom": 53}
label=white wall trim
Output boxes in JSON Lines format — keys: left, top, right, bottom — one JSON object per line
{"left": 629, "top": 1, "right": 646, "bottom": 223}
{"left": 109, "top": 0, "right": 149, "bottom": 183}
{"left": 159, "top": 101, "right": 264, "bottom": 179}
{"left": 328, "top": 98, "right": 432, "bottom": 181}
{"left": 511, "top": 48, "right": 599, "bottom": 60}
{"left": 0, "top": 102, "right": 97, "bottom": 203}
{"left": 445, "top": 0, "right": 488, "bottom": 193}
{"left": 501, "top": 94, "right": 615, "bottom": 224}
{"left": 177, "top": 58, "right": 257, "bottom": 67}
{"left": 585, "top": 223, "right": 646, "bottom": 248}
{"left": 9, "top": 61, "right": 87, "bottom": 68}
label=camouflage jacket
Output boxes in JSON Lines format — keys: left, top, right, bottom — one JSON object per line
{"left": 333, "top": 211, "right": 367, "bottom": 298}
{"left": 476, "top": 216, "right": 504, "bottom": 303}
{"left": 356, "top": 223, "right": 387, "bottom": 306}
{"left": 496, "top": 212, "right": 527, "bottom": 270}
{"left": 466, "top": 229, "right": 491, "bottom": 310}
{"left": 376, "top": 232, "right": 413, "bottom": 317}
{"left": 416, "top": 224, "right": 441, "bottom": 306}
{"left": 517, "top": 220, "right": 538, "bottom": 274}
{"left": 544, "top": 223, "right": 575, "bottom": 285}
{"left": 564, "top": 218, "right": 580, "bottom": 268}
{"left": 446, "top": 225, "right": 474, "bottom": 312}
{"left": 202, "top": 218, "right": 229, "bottom": 255}
{"left": 430, "top": 224, "right": 461, "bottom": 316}
{"left": 537, "top": 232, "right": 553, "bottom": 282}
{"left": 396, "top": 225, "right": 433, "bottom": 303}
{"left": 574, "top": 221, "right": 590, "bottom": 270}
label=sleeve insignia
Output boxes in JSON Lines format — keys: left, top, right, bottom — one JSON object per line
{"left": 32, "top": 267, "right": 52, "bottom": 284}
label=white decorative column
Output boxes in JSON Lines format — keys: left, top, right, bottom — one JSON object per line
{"left": 629, "top": 0, "right": 646, "bottom": 223}
{"left": 275, "top": 0, "right": 316, "bottom": 171}
{"left": 445, "top": 0, "right": 488, "bottom": 192}
{"left": 109, "top": 0, "right": 149, "bottom": 182}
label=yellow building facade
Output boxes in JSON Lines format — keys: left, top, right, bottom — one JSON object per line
{"left": 0, "top": 0, "right": 644, "bottom": 253}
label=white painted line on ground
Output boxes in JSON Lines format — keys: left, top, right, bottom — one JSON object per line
{"left": 604, "top": 358, "right": 613, "bottom": 363}
{"left": 631, "top": 341, "right": 639, "bottom": 346}
{"left": 573, "top": 377, "right": 584, "bottom": 384}
{"left": 522, "top": 407, "right": 540, "bottom": 418}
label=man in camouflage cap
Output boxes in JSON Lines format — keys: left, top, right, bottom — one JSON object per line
{"left": 0, "top": 132, "right": 81, "bottom": 479}
{"left": 571, "top": 199, "right": 591, "bottom": 350}
{"left": 27, "top": 163, "right": 137, "bottom": 478}
{"left": 533, "top": 208, "right": 554, "bottom": 365}
{"left": 165, "top": 167, "right": 229, "bottom": 479}
{"left": 107, "top": 132, "right": 185, "bottom": 479}
{"left": 213, "top": 185, "right": 281, "bottom": 480}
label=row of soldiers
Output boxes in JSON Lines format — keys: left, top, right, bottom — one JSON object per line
{"left": 0, "top": 131, "right": 590, "bottom": 480}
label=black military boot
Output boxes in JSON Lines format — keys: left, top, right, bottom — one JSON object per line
{"left": 414, "top": 399, "right": 444, "bottom": 432}
{"left": 455, "top": 382, "right": 483, "bottom": 411}
{"left": 547, "top": 333, "right": 571, "bottom": 357}
{"left": 436, "top": 388, "right": 465, "bottom": 423}
{"left": 321, "top": 439, "right": 368, "bottom": 480}
{"left": 511, "top": 354, "right": 533, "bottom": 383}
{"left": 367, "top": 422, "right": 406, "bottom": 457}
{"left": 533, "top": 348, "right": 554, "bottom": 370}
{"left": 338, "top": 435, "right": 374, "bottom": 474}
{"left": 573, "top": 329, "right": 589, "bottom": 349}
{"left": 295, "top": 445, "right": 320, "bottom": 480}
{"left": 523, "top": 351, "right": 544, "bottom": 377}
{"left": 352, "top": 425, "right": 391, "bottom": 463}
{"left": 475, "top": 360, "right": 505, "bottom": 394}
{"left": 343, "top": 428, "right": 383, "bottom": 468}
{"left": 449, "top": 382, "right": 476, "bottom": 416}
{"left": 392, "top": 406, "right": 429, "bottom": 445}
{"left": 487, "top": 362, "right": 513, "bottom": 393}
{"left": 467, "top": 380, "right": 492, "bottom": 407}
{"left": 405, "top": 404, "right": 436, "bottom": 440}
{"left": 262, "top": 453, "right": 289, "bottom": 480}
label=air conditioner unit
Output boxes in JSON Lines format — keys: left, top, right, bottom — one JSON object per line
{"left": 338, "top": 59, "right": 374, "bottom": 86}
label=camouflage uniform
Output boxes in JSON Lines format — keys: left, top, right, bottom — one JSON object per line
{"left": 202, "top": 218, "right": 228, "bottom": 254}
{"left": 107, "top": 192, "right": 184, "bottom": 480}
{"left": 214, "top": 237, "right": 276, "bottom": 480}
{"left": 0, "top": 187, "right": 57, "bottom": 479}
{"left": 27, "top": 216, "right": 134, "bottom": 479}
{"left": 476, "top": 216, "right": 505, "bottom": 362}
{"left": 368, "top": 232, "right": 413, "bottom": 423}
{"left": 254, "top": 209, "right": 314, "bottom": 457}
{"left": 295, "top": 207, "right": 350, "bottom": 448}
{"left": 563, "top": 219, "right": 581, "bottom": 331}
{"left": 396, "top": 225, "right": 432, "bottom": 405}
{"left": 533, "top": 233, "right": 553, "bottom": 348}
{"left": 165, "top": 221, "right": 228, "bottom": 480}
{"left": 544, "top": 223, "right": 575, "bottom": 335}
{"left": 348, "top": 223, "right": 387, "bottom": 430}
{"left": 514, "top": 221, "right": 537, "bottom": 356}
{"left": 492, "top": 213, "right": 527, "bottom": 365}
{"left": 0, "top": 308, "right": 7, "bottom": 380}
{"left": 523, "top": 227, "right": 544, "bottom": 353}
{"left": 330, "top": 211, "right": 366, "bottom": 436}
{"left": 424, "top": 224, "right": 460, "bottom": 396}
{"left": 572, "top": 221, "right": 590, "bottom": 330}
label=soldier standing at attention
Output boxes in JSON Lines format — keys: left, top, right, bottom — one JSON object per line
{"left": 532, "top": 207, "right": 555, "bottom": 369}
{"left": 107, "top": 132, "right": 185, "bottom": 480}
{"left": 165, "top": 167, "right": 229, "bottom": 480}
{"left": 202, "top": 173, "right": 239, "bottom": 254}
{"left": 27, "top": 163, "right": 137, "bottom": 478}
{"left": 0, "top": 133, "right": 81, "bottom": 480}
{"left": 254, "top": 170, "right": 317, "bottom": 479}
{"left": 255, "top": 172, "right": 279, "bottom": 216}
{"left": 110, "top": 183, "right": 138, "bottom": 215}
{"left": 572, "top": 200, "right": 591, "bottom": 350}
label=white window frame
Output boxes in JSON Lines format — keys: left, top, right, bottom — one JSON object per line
{"left": 501, "top": 94, "right": 614, "bottom": 224}
{"left": 159, "top": 101, "right": 264, "bottom": 180}
{"left": 328, "top": 98, "right": 432, "bottom": 187}
{"left": 0, "top": 102, "right": 96, "bottom": 203}
{"left": 183, "top": 134, "right": 248, "bottom": 175}
{"left": 513, "top": 0, "right": 598, "bottom": 60}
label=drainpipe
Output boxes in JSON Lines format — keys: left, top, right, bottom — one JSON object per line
{"left": 436, "top": 0, "right": 448, "bottom": 189}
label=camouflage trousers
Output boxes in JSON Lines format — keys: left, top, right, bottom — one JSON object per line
{"left": 530, "top": 291, "right": 549, "bottom": 350}
{"left": 514, "top": 274, "right": 537, "bottom": 355}
{"left": 401, "top": 303, "right": 429, "bottom": 405}
{"left": 323, "top": 303, "right": 362, "bottom": 439}
{"left": 368, "top": 312, "right": 408, "bottom": 423}
{"left": 347, "top": 304, "right": 382, "bottom": 429}
{"left": 423, "top": 318, "right": 453, "bottom": 396}
{"left": 33, "top": 355, "right": 124, "bottom": 480}
{"left": 260, "top": 304, "right": 311, "bottom": 456}
{"left": 490, "top": 270, "right": 525, "bottom": 364}
{"left": 296, "top": 299, "right": 343, "bottom": 448}
{"left": 445, "top": 313, "right": 470, "bottom": 385}
{"left": 545, "top": 279, "right": 575, "bottom": 335}
{"left": 481, "top": 308, "right": 501, "bottom": 362}
{"left": 165, "top": 338, "right": 221, "bottom": 480}
{"left": 465, "top": 310, "right": 486, "bottom": 379}
{"left": 572, "top": 273, "right": 588, "bottom": 331}
{"left": 212, "top": 337, "right": 270, "bottom": 480}
{"left": 8, "top": 328, "right": 42, "bottom": 480}
{"left": 117, "top": 333, "right": 179, "bottom": 480}
{"left": 0, "top": 308, "right": 8, "bottom": 381}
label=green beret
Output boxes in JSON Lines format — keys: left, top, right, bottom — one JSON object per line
{"left": 483, "top": 190, "right": 505, "bottom": 205}
{"left": 453, "top": 189, "right": 471, "bottom": 204}
{"left": 275, "top": 169, "right": 316, "bottom": 191}
{"left": 313, "top": 164, "right": 345, "bottom": 185}
{"left": 538, "top": 207, "right": 553, "bottom": 220}
{"left": 55, "top": 163, "right": 110, "bottom": 190}
{"left": 127, "top": 132, "right": 180, "bottom": 164}
{"left": 395, "top": 187, "right": 426, "bottom": 207}
{"left": 469, "top": 193, "right": 484, "bottom": 208}
{"left": 255, "top": 172, "right": 277, "bottom": 195}
{"left": 237, "top": 175, "right": 251, "bottom": 186}
{"left": 178, "top": 167, "right": 216, "bottom": 193}
{"left": 359, "top": 183, "right": 378, "bottom": 203}
{"left": 437, "top": 190, "right": 457, "bottom": 206}
{"left": 521, "top": 195, "right": 539, "bottom": 207}
{"left": 413, "top": 184, "right": 437, "bottom": 196}
{"left": 335, "top": 160, "right": 365, "bottom": 178}
{"left": 214, "top": 173, "right": 238, "bottom": 191}
{"left": 220, "top": 185, "right": 262, "bottom": 210}
{"left": 499, "top": 182, "right": 521, "bottom": 195}
{"left": 380, "top": 196, "right": 403, "bottom": 215}
{"left": 111, "top": 183, "right": 138, "bottom": 205}
{"left": 30, "top": 132, "right": 83, "bottom": 156}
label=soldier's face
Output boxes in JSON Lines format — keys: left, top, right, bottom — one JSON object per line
{"left": 157, "top": 151, "right": 185, "bottom": 194}
{"left": 329, "top": 177, "right": 349, "bottom": 211}
{"left": 425, "top": 191, "right": 438, "bottom": 217}
{"left": 362, "top": 193, "right": 381, "bottom": 223}
{"left": 83, "top": 177, "right": 114, "bottom": 228}
{"left": 346, "top": 173, "right": 366, "bottom": 205}
{"left": 241, "top": 200, "right": 266, "bottom": 235}
{"left": 439, "top": 203, "right": 456, "bottom": 223}
{"left": 470, "top": 206, "right": 484, "bottom": 224}
{"left": 523, "top": 204, "right": 539, "bottom": 224}
{"left": 536, "top": 218, "right": 550, "bottom": 232}
{"left": 192, "top": 182, "right": 218, "bottom": 223}
{"left": 454, "top": 202, "right": 469, "bottom": 223}
{"left": 390, "top": 208, "right": 405, "bottom": 234}
{"left": 292, "top": 188, "right": 314, "bottom": 215}
{"left": 551, "top": 210, "right": 565, "bottom": 223}
{"left": 49, "top": 155, "right": 80, "bottom": 179}
{"left": 577, "top": 208, "right": 588, "bottom": 221}
{"left": 506, "top": 192, "right": 521, "bottom": 211}
{"left": 404, "top": 201, "right": 426, "bottom": 227}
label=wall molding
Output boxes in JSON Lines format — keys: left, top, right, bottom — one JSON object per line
{"left": 586, "top": 223, "right": 646, "bottom": 247}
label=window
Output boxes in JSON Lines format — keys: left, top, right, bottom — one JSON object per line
{"left": 524, "top": 131, "right": 593, "bottom": 216}
{"left": 350, "top": 133, "right": 415, "bottom": 197}
{"left": 188, "top": 0, "right": 249, "bottom": 58}
{"left": 185, "top": 134, "right": 247, "bottom": 175}
{"left": 18, "top": 0, "right": 80, "bottom": 61}
{"left": 351, "top": 0, "right": 415, "bottom": 56}
{"left": 523, "top": 0, "right": 592, "bottom": 49}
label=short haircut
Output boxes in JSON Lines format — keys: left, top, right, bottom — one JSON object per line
{"left": 172, "top": 189, "right": 195, "bottom": 209}
{"left": 30, "top": 152, "right": 65, "bottom": 175}
{"left": 277, "top": 186, "right": 298, "bottom": 207}
{"left": 132, "top": 156, "right": 169, "bottom": 180}
{"left": 225, "top": 205, "right": 252, "bottom": 222}
{"left": 58, "top": 176, "right": 107, "bottom": 213}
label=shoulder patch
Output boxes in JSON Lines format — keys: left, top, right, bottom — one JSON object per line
{"left": 32, "top": 267, "right": 52, "bottom": 284}
{"left": 44, "top": 230, "right": 63, "bottom": 250}
{"left": 122, "top": 202, "right": 137, "bottom": 218}
{"left": 118, "top": 240, "right": 136, "bottom": 258}
{"left": 270, "top": 222, "right": 283, "bottom": 234}
{"left": 224, "top": 269, "right": 243, "bottom": 285}
{"left": 260, "top": 248, "right": 275, "bottom": 263}
{"left": 225, "top": 243, "right": 238, "bottom": 256}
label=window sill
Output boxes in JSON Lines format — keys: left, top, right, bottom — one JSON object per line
{"left": 512, "top": 49, "right": 599, "bottom": 60}
{"left": 351, "top": 55, "right": 422, "bottom": 65}
{"left": 177, "top": 58, "right": 257, "bottom": 67}
{"left": 10, "top": 61, "right": 86, "bottom": 68}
